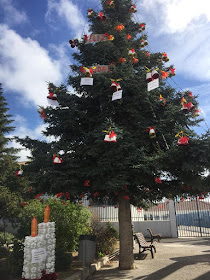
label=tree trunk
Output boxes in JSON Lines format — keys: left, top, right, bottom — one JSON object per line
{"left": 118, "top": 192, "right": 135, "bottom": 269}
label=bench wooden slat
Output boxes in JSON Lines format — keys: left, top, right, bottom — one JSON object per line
{"left": 147, "top": 228, "right": 162, "bottom": 242}
{"left": 134, "top": 233, "right": 157, "bottom": 258}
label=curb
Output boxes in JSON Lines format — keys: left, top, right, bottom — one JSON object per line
{"left": 63, "top": 256, "right": 109, "bottom": 280}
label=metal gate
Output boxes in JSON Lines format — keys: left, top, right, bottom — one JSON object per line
{"left": 175, "top": 198, "right": 210, "bottom": 237}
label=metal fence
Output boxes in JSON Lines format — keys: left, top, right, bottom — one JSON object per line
{"left": 174, "top": 198, "right": 210, "bottom": 237}
{"left": 88, "top": 198, "right": 210, "bottom": 237}
{"left": 88, "top": 201, "right": 170, "bottom": 222}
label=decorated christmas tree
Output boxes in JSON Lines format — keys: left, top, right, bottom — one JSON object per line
{"left": 17, "top": 1, "right": 210, "bottom": 269}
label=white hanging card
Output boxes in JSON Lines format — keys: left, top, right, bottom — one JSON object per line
{"left": 112, "top": 90, "right": 123, "bottom": 101}
{"left": 31, "top": 248, "right": 46, "bottom": 264}
{"left": 47, "top": 99, "right": 59, "bottom": 107}
{"left": 80, "top": 77, "right": 93, "bottom": 86}
{"left": 147, "top": 79, "right": 159, "bottom": 91}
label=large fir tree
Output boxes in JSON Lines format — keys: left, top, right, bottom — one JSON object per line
{"left": 0, "top": 83, "right": 29, "bottom": 223}
{"left": 17, "top": 1, "right": 210, "bottom": 269}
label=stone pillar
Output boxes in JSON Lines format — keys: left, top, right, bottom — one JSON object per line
{"left": 168, "top": 200, "right": 178, "bottom": 238}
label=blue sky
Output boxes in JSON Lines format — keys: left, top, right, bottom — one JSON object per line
{"left": 0, "top": 0, "right": 210, "bottom": 161}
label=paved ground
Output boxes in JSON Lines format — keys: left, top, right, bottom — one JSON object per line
{"left": 90, "top": 238, "right": 210, "bottom": 280}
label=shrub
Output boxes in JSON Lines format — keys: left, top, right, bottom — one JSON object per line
{"left": 7, "top": 240, "right": 24, "bottom": 278}
{"left": 0, "top": 231, "right": 14, "bottom": 245}
{"left": 17, "top": 198, "right": 92, "bottom": 252}
{"left": 0, "top": 246, "right": 9, "bottom": 258}
{"left": 94, "top": 222, "right": 119, "bottom": 258}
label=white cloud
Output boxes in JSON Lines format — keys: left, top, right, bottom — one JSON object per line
{"left": 135, "top": 0, "right": 210, "bottom": 82}
{"left": 0, "top": 0, "right": 28, "bottom": 26}
{"left": 8, "top": 115, "right": 48, "bottom": 161}
{"left": 0, "top": 24, "right": 64, "bottom": 107}
{"left": 139, "top": 0, "right": 210, "bottom": 34}
{"left": 166, "top": 26, "right": 210, "bottom": 81}
{"left": 48, "top": 42, "right": 71, "bottom": 80}
{"left": 45, "top": 0, "right": 88, "bottom": 37}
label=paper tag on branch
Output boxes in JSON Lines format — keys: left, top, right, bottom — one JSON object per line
{"left": 80, "top": 77, "right": 94, "bottom": 86}
{"left": 147, "top": 79, "right": 159, "bottom": 91}
{"left": 112, "top": 90, "right": 122, "bottom": 101}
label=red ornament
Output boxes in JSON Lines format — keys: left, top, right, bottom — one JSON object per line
{"left": 169, "top": 68, "right": 176, "bottom": 76}
{"left": 193, "top": 109, "right": 200, "bottom": 117}
{"left": 124, "top": 195, "right": 130, "bottom": 200}
{"left": 56, "top": 192, "right": 63, "bottom": 198}
{"left": 140, "top": 39, "right": 148, "bottom": 48}
{"left": 15, "top": 170, "right": 23, "bottom": 176}
{"left": 80, "top": 67, "right": 94, "bottom": 77}
{"left": 29, "top": 187, "right": 32, "bottom": 192}
{"left": 127, "top": 34, "right": 132, "bottom": 40}
{"left": 128, "top": 48, "right": 136, "bottom": 57}
{"left": 35, "top": 193, "right": 43, "bottom": 200}
{"left": 178, "top": 136, "right": 189, "bottom": 146}
{"left": 20, "top": 202, "right": 26, "bottom": 207}
{"left": 139, "top": 23, "right": 146, "bottom": 32}
{"left": 115, "top": 24, "right": 124, "bottom": 31}
{"left": 181, "top": 102, "right": 195, "bottom": 112}
{"left": 159, "top": 94, "right": 166, "bottom": 106}
{"left": 87, "top": 8, "right": 95, "bottom": 18}
{"left": 118, "top": 57, "right": 126, "bottom": 63}
{"left": 84, "top": 180, "right": 90, "bottom": 187}
{"left": 187, "top": 90, "right": 193, "bottom": 98}
{"left": 161, "top": 71, "right": 169, "bottom": 79}
{"left": 47, "top": 92, "right": 57, "bottom": 101}
{"left": 146, "top": 126, "right": 156, "bottom": 139}
{"left": 106, "top": 1, "right": 115, "bottom": 8}
{"left": 132, "top": 57, "right": 139, "bottom": 64}
{"left": 114, "top": 205, "right": 118, "bottom": 208}
{"left": 158, "top": 205, "right": 162, "bottom": 208}
{"left": 103, "top": 205, "right": 106, "bottom": 208}
{"left": 129, "top": 4, "right": 137, "bottom": 13}
{"left": 181, "top": 198, "right": 185, "bottom": 202}
{"left": 97, "top": 12, "right": 106, "bottom": 21}
{"left": 104, "top": 131, "right": 117, "bottom": 142}
{"left": 53, "top": 155, "right": 63, "bottom": 164}
{"left": 155, "top": 177, "right": 162, "bottom": 184}
{"left": 162, "top": 52, "right": 169, "bottom": 62}
{"left": 145, "top": 51, "right": 150, "bottom": 58}
{"left": 38, "top": 107, "right": 47, "bottom": 120}
{"left": 110, "top": 81, "right": 121, "bottom": 92}
{"left": 69, "top": 39, "right": 78, "bottom": 48}
{"left": 66, "top": 192, "right": 70, "bottom": 199}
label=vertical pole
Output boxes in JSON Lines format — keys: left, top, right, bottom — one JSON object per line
{"left": 82, "top": 241, "right": 86, "bottom": 280}
{"left": 196, "top": 198, "right": 202, "bottom": 237}
{"left": 169, "top": 200, "right": 178, "bottom": 238}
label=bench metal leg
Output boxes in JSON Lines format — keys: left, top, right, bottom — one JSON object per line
{"left": 150, "top": 247, "right": 154, "bottom": 258}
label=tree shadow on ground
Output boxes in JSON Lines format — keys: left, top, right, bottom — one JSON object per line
{"left": 133, "top": 253, "right": 210, "bottom": 280}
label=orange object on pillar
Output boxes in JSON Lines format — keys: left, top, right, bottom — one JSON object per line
{"left": 44, "top": 204, "right": 50, "bottom": 223}
{"left": 31, "top": 216, "right": 37, "bottom": 237}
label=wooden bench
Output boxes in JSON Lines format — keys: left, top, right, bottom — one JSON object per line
{"left": 147, "top": 228, "right": 162, "bottom": 242}
{"left": 134, "top": 232, "right": 157, "bottom": 258}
